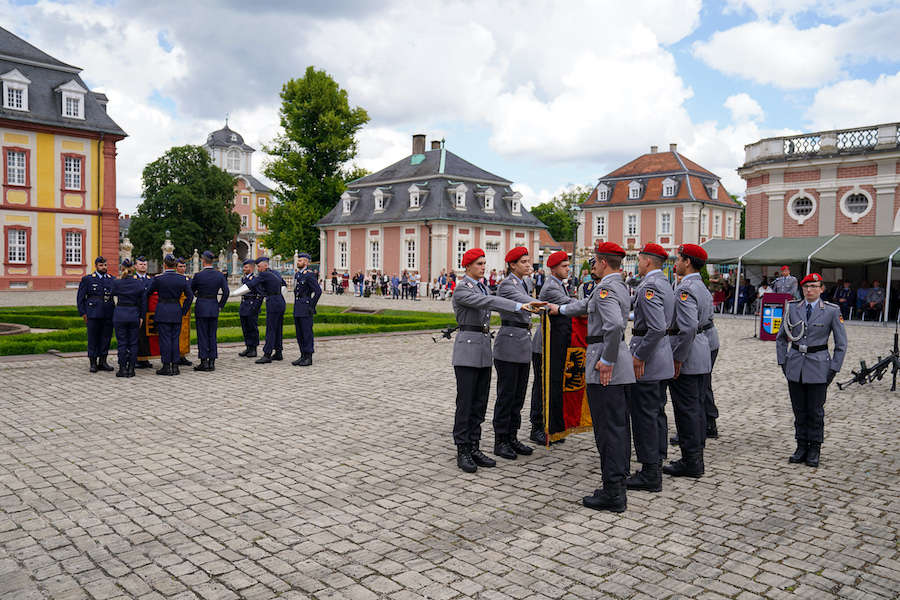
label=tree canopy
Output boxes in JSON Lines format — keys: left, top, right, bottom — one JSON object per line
{"left": 259, "top": 66, "right": 369, "bottom": 259}
{"left": 529, "top": 185, "right": 592, "bottom": 242}
{"left": 128, "top": 145, "right": 239, "bottom": 260}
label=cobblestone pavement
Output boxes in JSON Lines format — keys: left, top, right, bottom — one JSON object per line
{"left": 0, "top": 320, "right": 898, "bottom": 600}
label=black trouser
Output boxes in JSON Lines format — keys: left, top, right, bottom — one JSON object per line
{"left": 703, "top": 348, "right": 719, "bottom": 424}
{"left": 196, "top": 316, "right": 219, "bottom": 359}
{"left": 137, "top": 317, "right": 151, "bottom": 359}
{"left": 492, "top": 359, "right": 530, "bottom": 439}
{"left": 788, "top": 380, "right": 827, "bottom": 443}
{"left": 627, "top": 381, "right": 667, "bottom": 465}
{"left": 530, "top": 352, "right": 544, "bottom": 429}
{"left": 668, "top": 373, "right": 705, "bottom": 460}
{"left": 86, "top": 317, "right": 113, "bottom": 358}
{"left": 114, "top": 321, "right": 138, "bottom": 368}
{"left": 544, "top": 316, "right": 570, "bottom": 434}
{"left": 453, "top": 366, "right": 492, "bottom": 446}
{"left": 263, "top": 311, "right": 284, "bottom": 354}
{"left": 401, "top": 283, "right": 409, "bottom": 299}
{"left": 586, "top": 383, "right": 630, "bottom": 485}
{"left": 294, "top": 316, "right": 314, "bottom": 354}
{"left": 240, "top": 314, "right": 259, "bottom": 348}
{"left": 157, "top": 322, "right": 181, "bottom": 365}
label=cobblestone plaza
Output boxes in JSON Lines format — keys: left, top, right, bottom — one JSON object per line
{"left": 1, "top": 317, "right": 898, "bottom": 599}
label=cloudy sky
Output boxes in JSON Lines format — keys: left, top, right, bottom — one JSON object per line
{"left": 6, "top": 0, "right": 900, "bottom": 213}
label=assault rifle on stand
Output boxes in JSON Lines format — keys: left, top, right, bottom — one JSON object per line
{"left": 837, "top": 320, "right": 900, "bottom": 391}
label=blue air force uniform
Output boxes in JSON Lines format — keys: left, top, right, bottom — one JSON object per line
{"left": 148, "top": 267, "right": 193, "bottom": 367}
{"left": 293, "top": 262, "right": 322, "bottom": 359}
{"left": 76, "top": 262, "right": 115, "bottom": 364}
{"left": 111, "top": 274, "right": 148, "bottom": 372}
{"left": 134, "top": 268, "right": 154, "bottom": 364}
{"left": 246, "top": 258, "right": 287, "bottom": 359}
{"left": 191, "top": 254, "right": 229, "bottom": 363}
{"left": 239, "top": 262, "right": 263, "bottom": 353}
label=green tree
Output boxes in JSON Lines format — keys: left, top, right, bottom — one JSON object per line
{"left": 529, "top": 185, "right": 592, "bottom": 242}
{"left": 733, "top": 194, "right": 747, "bottom": 239}
{"left": 260, "top": 66, "right": 369, "bottom": 259}
{"left": 129, "top": 145, "right": 239, "bottom": 260}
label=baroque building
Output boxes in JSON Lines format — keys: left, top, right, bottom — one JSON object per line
{"left": 0, "top": 26, "right": 126, "bottom": 289}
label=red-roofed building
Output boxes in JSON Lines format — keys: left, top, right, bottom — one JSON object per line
{"left": 576, "top": 144, "right": 742, "bottom": 257}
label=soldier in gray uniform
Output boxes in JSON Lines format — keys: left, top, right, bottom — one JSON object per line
{"left": 664, "top": 244, "right": 712, "bottom": 479}
{"left": 773, "top": 265, "right": 799, "bottom": 299}
{"left": 776, "top": 272, "right": 847, "bottom": 467}
{"left": 529, "top": 250, "right": 574, "bottom": 446}
{"left": 452, "top": 247, "right": 545, "bottom": 474}
{"left": 625, "top": 243, "right": 674, "bottom": 493}
{"left": 492, "top": 246, "right": 538, "bottom": 460}
{"left": 554, "top": 241, "right": 635, "bottom": 512}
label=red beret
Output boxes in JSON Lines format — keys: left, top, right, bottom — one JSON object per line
{"left": 678, "top": 243, "right": 708, "bottom": 261}
{"left": 639, "top": 243, "right": 668, "bottom": 260}
{"left": 781, "top": 265, "right": 790, "bottom": 271}
{"left": 546, "top": 250, "right": 569, "bottom": 268}
{"left": 505, "top": 246, "right": 528, "bottom": 263}
{"left": 595, "top": 241, "right": 626, "bottom": 257}
{"left": 800, "top": 273, "right": 823, "bottom": 285}
{"left": 461, "top": 247, "right": 485, "bottom": 267}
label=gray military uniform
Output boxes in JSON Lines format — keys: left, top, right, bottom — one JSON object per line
{"left": 630, "top": 269, "right": 674, "bottom": 382}
{"left": 494, "top": 274, "right": 536, "bottom": 364}
{"left": 529, "top": 273, "right": 574, "bottom": 435}
{"left": 773, "top": 275, "right": 799, "bottom": 298}
{"left": 531, "top": 274, "right": 572, "bottom": 354}
{"left": 452, "top": 276, "right": 520, "bottom": 368}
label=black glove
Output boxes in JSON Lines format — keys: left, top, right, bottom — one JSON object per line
{"left": 827, "top": 370, "right": 837, "bottom": 385}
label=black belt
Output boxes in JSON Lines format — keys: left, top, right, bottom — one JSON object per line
{"left": 667, "top": 326, "right": 709, "bottom": 335}
{"left": 158, "top": 298, "right": 179, "bottom": 304}
{"left": 586, "top": 334, "right": 625, "bottom": 344}
{"left": 459, "top": 325, "right": 490, "bottom": 334}
{"left": 266, "top": 294, "right": 283, "bottom": 298}
{"left": 116, "top": 302, "right": 136, "bottom": 307}
{"left": 699, "top": 321, "right": 714, "bottom": 332}
{"left": 198, "top": 295, "right": 217, "bottom": 299}
{"left": 500, "top": 320, "right": 531, "bottom": 330}
{"left": 632, "top": 328, "right": 648, "bottom": 336}
{"left": 792, "top": 343, "right": 827, "bottom": 354}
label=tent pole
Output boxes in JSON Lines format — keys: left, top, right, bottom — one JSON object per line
{"left": 885, "top": 246, "right": 900, "bottom": 325}
{"left": 806, "top": 233, "right": 839, "bottom": 274}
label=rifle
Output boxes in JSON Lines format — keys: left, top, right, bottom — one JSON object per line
{"left": 837, "top": 320, "right": 900, "bottom": 391}
{"left": 432, "top": 325, "right": 459, "bottom": 342}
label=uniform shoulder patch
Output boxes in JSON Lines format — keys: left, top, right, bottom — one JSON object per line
{"left": 680, "top": 291, "right": 689, "bottom": 301}
{"left": 645, "top": 289, "right": 654, "bottom": 300}
{"left": 839, "top": 315, "right": 844, "bottom": 323}
{"left": 598, "top": 288, "right": 609, "bottom": 299}
{"left": 465, "top": 282, "right": 473, "bottom": 288}
{"left": 824, "top": 301, "right": 838, "bottom": 308}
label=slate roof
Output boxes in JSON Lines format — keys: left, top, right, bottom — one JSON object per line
{"left": 582, "top": 151, "right": 739, "bottom": 209}
{"left": 205, "top": 124, "right": 255, "bottom": 152}
{"left": 0, "top": 27, "right": 126, "bottom": 138}
{"left": 239, "top": 174, "right": 271, "bottom": 193}
{"left": 318, "top": 146, "right": 544, "bottom": 229}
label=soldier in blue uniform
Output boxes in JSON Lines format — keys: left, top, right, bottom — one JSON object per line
{"left": 111, "top": 259, "right": 148, "bottom": 378}
{"left": 776, "top": 272, "right": 848, "bottom": 467}
{"left": 291, "top": 252, "right": 322, "bottom": 366}
{"left": 191, "top": 251, "right": 229, "bottom": 372}
{"left": 148, "top": 254, "right": 193, "bottom": 376}
{"left": 133, "top": 256, "right": 154, "bottom": 369}
{"left": 237, "top": 258, "right": 262, "bottom": 357}
{"left": 246, "top": 256, "right": 287, "bottom": 364}
{"left": 76, "top": 256, "right": 116, "bottom": 373}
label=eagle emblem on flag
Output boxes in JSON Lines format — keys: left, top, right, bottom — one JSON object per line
{"left": 680, "top": 291, "right": 689, "bottom": 301}
{"left": 598, "top": 288, "right": 609, "bottom": 299}
{"left": 645, "top": 290, "right": 654, "bottom": 300}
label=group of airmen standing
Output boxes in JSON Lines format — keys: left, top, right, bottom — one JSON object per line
{"left": 449, "top": 240, "right": 847, "bottom": 513}
{"left": 76, "top": 251, "right": 322, "bottom": 377}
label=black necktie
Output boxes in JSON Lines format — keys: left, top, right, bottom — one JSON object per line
{"left": 522, "top": 280, "right": 528, "bottom": 294}
{"left": 478, "top": 282, "right": 487, "bottom": 295}
{"left": 806, "top": 303, "right": 812, "bottom": 321}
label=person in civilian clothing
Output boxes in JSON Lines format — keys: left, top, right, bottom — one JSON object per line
{"left": 111, "top": 259, "right": 148, "bottom": 378}
{"left": 76, "top": 256, "right": 116, "bottom": 373}
{"left": 148, "top": 254, "right": 193, "bottom": 376}
{"left": 833, "top": 280, "right": 854, "bottom": 320}
{"left": 190, "top": 251, "right": 229, "bottom": 372}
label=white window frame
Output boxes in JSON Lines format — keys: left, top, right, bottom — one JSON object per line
{"left": 2, "top": 69, "right": 30, "bottom": 111}
{"left": 408, "top": 184, "right": 421, "bottom": 209}
{"left": 405, "top": 239, "right": 416, "bottom": 270}
{"left": 597, "top": 183, "right": 609, "bottom": 202}
{"left": 7, "top": 228, "right": 27, "bottom": 264}
{"left": 628, "top": 181, "right": 641, "bottom": 200}
{"left": 337, "top": 240, "right": 348, "bottom": 269}
{"left": 700, "top": 211, "right": 708, "bottom": 235}
{"left": 661, "top": 177, "right": 676, "bottom": 198}
{"left": 241, "top": 195, "right": 249, "bottom": 205}
{"left": 64, "top": 230, "right": 82, "bottom": 265}
{"left": 230, "top": 133, "right": 238, "bottom": 142}
{"left": 839, "top": 188, "right": 873, "bottom": 223}
{"left": 64, "top": 156, "right": 82, "bottom": 190}
{"left": 595, "top": 213, "right": 607, "bottom": 237}
{"left": 483, "top": 188, "right": 494, "bottom": 211}
{"left": 257, "top": 196, "right": 266, "bottom": 207}
{"left": 456, "top": 239, "right": 469, "bottom": 269}
{"left": 626, "top": 213, "right": 639, "bottom": 236}
{"left": 511, "top": 197, "right": 521, "bottom": 214}
{"left": 786, "top": 191, "right": 817, "bottom": 225}
{"left": 6, "top": 149, "right": 26, "bottom": 186}
{"left": 454, "top": 184, "right": 467, "bottom": 209}
{"left": 726, "top": 214, "right": 734, "bottom": 238}
{"left": 63, "top": 94, "right": 82, "bottom": 119}
{"left": 658, "top": 210, "right": 672, "bottom": 235}
{"left": 713, "top": 212, "right": 722, "bottom": 236}
{"left": 374, "top": 189, "right": 385, "bottom": 212}
{"left": 241, "top": 215, "right": 248, "bottom": 227}
{"left": 341, "top": 192, "right": 352, "bottom": 215}
{"left": 226, "top": 150, "right": 241, "bottom": 172}
{"left": 369, "top": 239, "right": 381, "bottom": 270}
{"left": 707, "top": 181, "right": 719, "bottom": 199}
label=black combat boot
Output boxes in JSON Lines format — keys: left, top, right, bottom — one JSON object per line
{"left": 136, "top": 360, "right": 152, "bottom": 369}
{"left": 509, "top": 437, "right": 533, "bottom": 456}
{"left": 208, "top": 358, "right": 215, "bottom": 372}
{"left": 493, "top": 437, "right": 517, "bottom": 460}
{"left": 457, "top": 445, "right": 477, "bottom": 473}
{"left": 529, "top": 427, "right": 547, "bottom": 446}
{"left": 805, "top": 442, "right": 821, "bottom": 468}
{"left": 788, "top": 441, "right": 808, "bottom": 464}
{"left": 171, "top": 364, "right": 180, "bottom": 376}
{"left": 238, "top": 347, "right": 251, "bottom": 357}
{"left": 156, "top": 363, "right": 172, "bottom": 376}
{"left": 626, "top": 462, "right": 662, "bottom": 492}
{"left": 116, "top": 365, "right": 127, "bottom": 377}
{"left": 193, "top": 359, "right": 209, "bottom": 372}
{"left": 97, "top": 356, "right": 115, "bottom": 371}
{"left": 127, "top": 363, "right": 136, "bottom": 377}
{"left": 583, "top": 482, "right": 627, "bottom": 513}
{"left": 177, "top": 356, "right": 192, "bottom": 366}
{"left": 245, "top": 347, "right": 257, "bottom": 358}
{"left": 272, "top": 350, "right": 283, "bottom": 361}
{"left": 706, "top": 418, "right": 718, "bottom": 439}
{"left": 291, "top": 353, "right": 306, "bottom": 366}
{"left": 470, "top": 445, "right": 496, "bottom": 468}
{"left": 663, "top": 455, "right": 704, "bottom": 478}
{"left": 89, "top": 357, "right": 98, "bottom": 373}
{"left": 255, "top": 354, "right": 272, "bottom": 364}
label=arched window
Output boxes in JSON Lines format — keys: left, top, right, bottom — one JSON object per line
{"left": 226, "top": 150, "right": 241, "bottom": 172}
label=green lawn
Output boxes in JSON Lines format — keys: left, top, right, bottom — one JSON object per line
{"left": 0, "top": 304, "right": 482, "bottom": 356}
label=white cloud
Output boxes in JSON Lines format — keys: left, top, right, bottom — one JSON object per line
{"left": 725, "top": 93, "right": 764, "bottom": 122}
{"left": 804, "top": 70, "right": 900, "bottom": 130}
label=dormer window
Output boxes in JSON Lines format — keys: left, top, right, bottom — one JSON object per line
{"left": 408, "top": 184, "right": 421, "bottom": 208}
{"left": 483, "top": 188, "right": 495, "bottom": 211}
{"left": 628, "top": 181, "right": 642, "bottom": 200}
{"left": 597, "top": 183, "right": 609, "bottom": 202}
{"left": 2, "top": 69, "right": 30, "bottom": 112}
{"left": 662, "top": 177, "right": 676, "bottom": 198}
{"left": 56, "top": 80, "right": 87, "bottom": 120}
{"left": 511, "top": 192, "right": 522, "bottom": 214}
{"left": 230, "top": 133, "right": 237, "bottom": 142}
{"left": 341, "top": 192, "right": 352, "bottom": 215}
{"left": 373, "top": 189, "right": 385, "bottom": 212}
{"left": 452, "top": 183, "right": 468, "bottom": 209}
{"left": 707, "top": 181, "right": 719, "bottom": 199}
{"left": 226, "top": 150, "right": 240, "bottom": 172}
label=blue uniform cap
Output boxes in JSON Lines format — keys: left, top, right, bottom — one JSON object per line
{"left": 242, "top": 258, "right": 256, "bottom": 266}
{"left": 298, "top": 252, "right": 311, "bottom": 260}
{"left": 201, "top": 250, "right": 215, "bottom": 260}
{"left": 164, "top": 254, "right": 175, "bottom": 262}
{"left": 120, "top": 258, "right": 132, "bottom": 268}
{"left": 135, "top": 255, "right": 146, "bottom": 262}
{"left": 176, "top": 256, "right": 186, "bottom": 264}
{"left": 95, "top": 256, "right": 106, "bottom": 265}
{"left": 255, "top": 256, "right": 269, "bottom": 264}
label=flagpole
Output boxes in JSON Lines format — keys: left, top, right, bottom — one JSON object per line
{"left": 542, "top": 309, "right": 550, "bottom": 447}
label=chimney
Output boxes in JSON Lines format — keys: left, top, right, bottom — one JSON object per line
{"left": 412, "top": 134, "right": 426, "bottom": 155}
{"left": 650, "top": 145, "right": 658, "bottom": 154}
{"left": 669, "top": 143, "right": 678, "bottom": 152}
{"left": 431, "top": 140, "right": 441, "bottom": 150}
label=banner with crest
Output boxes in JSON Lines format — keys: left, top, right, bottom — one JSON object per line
{"left": 541, "top": 311, "right": 593, "bottom": 443}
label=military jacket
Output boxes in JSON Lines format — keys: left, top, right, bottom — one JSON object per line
{"left": 111, "top": 277, "right": 148, "bottom": 324}
{"left": 452, "top": 276, "right": 521, "bottom": 368}
{"left": 669, "top": 273, "right": 712, "bottom": 375}
{"left": 776, "top": 299, "right": 847, "bottom": 384}
{"left": 293, "top": 269, "right": 323, "bottom": 317}
{"left": 561, "top": 273, "right": 635, "bottom": 386}
{"left": 630, "top": 269, "right": 675, "bottom": 382}
{"left": 191, "top": 267, "right": 229, "bottom": 318}
{"left": 148, "top": 270, "right": 193, "bottom": 324}
{"left": 239, "top": 273, "right": 263, "bottom": 317}
{"left": 76, "top": 272, "right": 115, "bottom": 320}
{"left": 531, "top": 274, "right": 573, "bottom": 354}
{"left": 494, "top": 274, "right": 536, "bottom": 364}
{"left": 248, "top": 269, "right": 287, "bottom": 314}
{"left": 773, "top": 275, "right": 799, "bottom": 298}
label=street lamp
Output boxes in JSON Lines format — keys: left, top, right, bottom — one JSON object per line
{"left": 572, "top": 205, "right": 583, "bottom": 264}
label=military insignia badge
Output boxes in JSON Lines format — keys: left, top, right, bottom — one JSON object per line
{"left": 645, "top": 290, "right": 654, "bottom": 300}
{"left": 680, "top": 291, "right": 689, "bottom": 301}
{"left": 466, "top": 282, "right": 473, "bottom": 288}
{"left": 839, "top": 315, "right": 844, "bottom": 323}
{"left": 598, "top": 288, "right": 609, "bottom": 299}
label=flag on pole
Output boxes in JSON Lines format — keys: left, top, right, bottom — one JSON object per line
{"left": 542, "top": 310, "right": 593, "bottom": 443}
